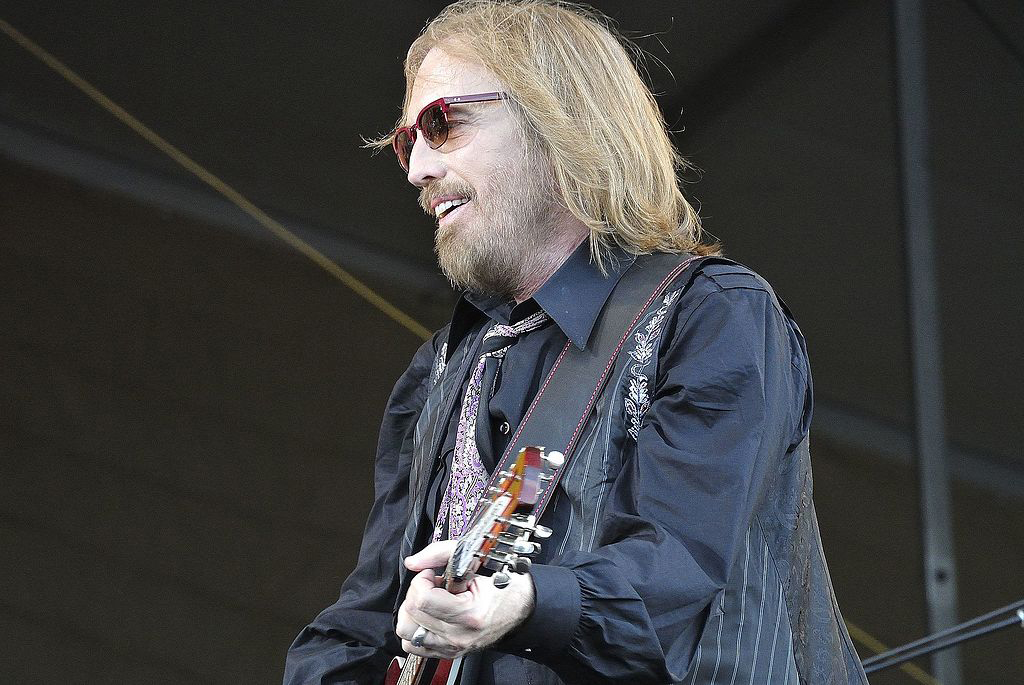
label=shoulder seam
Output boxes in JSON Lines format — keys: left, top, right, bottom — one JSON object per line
{"left": 670, "top": 284, "right": 768, "bottom": 343}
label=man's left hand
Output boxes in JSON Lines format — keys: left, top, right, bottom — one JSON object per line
{"left": 395, "top": 540, "right": 535, "bottom": 659}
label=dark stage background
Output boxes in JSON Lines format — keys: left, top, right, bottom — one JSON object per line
{"left": 1, "top": 1, "right": 1021, "bottom": 683}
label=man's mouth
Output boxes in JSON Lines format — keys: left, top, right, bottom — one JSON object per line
{"left": 435, "top": 197, "right": 470, "bottom": 220}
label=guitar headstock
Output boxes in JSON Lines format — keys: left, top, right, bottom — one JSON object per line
{"left": 447, "top": 446, "right": 560, "bottom": 588}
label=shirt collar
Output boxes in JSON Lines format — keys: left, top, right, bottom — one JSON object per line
{"left": 452, "top": 240, "right": 635, "bottom": 352}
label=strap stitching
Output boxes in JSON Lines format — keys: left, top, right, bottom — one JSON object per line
{"left": 486, "top": 255, "right": 702, "bottom": 517}
{"left": 564, "top": 257, "right": 699, "bottom": 456}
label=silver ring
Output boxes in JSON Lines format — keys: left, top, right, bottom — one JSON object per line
{"left": 411, "top": 625, "right": 429, "bottom": 648}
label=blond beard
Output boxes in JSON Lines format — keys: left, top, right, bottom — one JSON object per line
{"left": 433, "top": 157, "right": 566, "bottom": 298}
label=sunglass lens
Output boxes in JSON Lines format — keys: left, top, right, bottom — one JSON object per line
{"left": 394, "top": 129, "right": 414, "bottom": 170}
{"left": 419, "top": 104, "right": 448, "bottom": 148}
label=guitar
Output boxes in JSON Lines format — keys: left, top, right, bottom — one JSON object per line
{"left": 385, "top": 446, "right": 558, "bottom": 685}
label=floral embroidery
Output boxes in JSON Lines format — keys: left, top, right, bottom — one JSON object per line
{"left": 624, "top": 288, "right": 681, "bottom": 440}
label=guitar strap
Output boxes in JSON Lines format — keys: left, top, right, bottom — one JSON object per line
{"left": 483, "top": 252, "right": 715, "bottom": 522}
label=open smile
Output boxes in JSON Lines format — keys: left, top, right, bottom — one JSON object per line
{"left": 436, "top": 197, "right": 470, "bottom": 221}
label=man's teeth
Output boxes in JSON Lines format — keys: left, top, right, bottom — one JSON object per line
{"left": 435, "top": 198, "right": 470, "bottom": 218}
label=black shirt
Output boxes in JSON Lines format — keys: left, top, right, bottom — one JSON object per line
{"left": 284, "top": 243, "right": 814, "bottom": 684}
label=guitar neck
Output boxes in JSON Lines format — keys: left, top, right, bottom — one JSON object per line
{"left": 388, "top": 447, "right": 549, "bottom": 685}
{"left": 395, "top": 654, "right": 424, "bottom": 685}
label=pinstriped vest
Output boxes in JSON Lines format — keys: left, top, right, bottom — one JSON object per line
{"left": 397, "top": 255, "right": 867, "bottom": 685}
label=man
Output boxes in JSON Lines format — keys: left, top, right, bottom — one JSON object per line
{"left": 285, "top": 1, "right": 867, "bottom": 683}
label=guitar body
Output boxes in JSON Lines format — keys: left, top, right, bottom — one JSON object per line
{"left": 385, "top": 655, "right": 457, "bottom": 685}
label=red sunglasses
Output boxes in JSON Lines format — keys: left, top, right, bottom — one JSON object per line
{"left": 392, "top": 91, "right": 507, "bottom": 171}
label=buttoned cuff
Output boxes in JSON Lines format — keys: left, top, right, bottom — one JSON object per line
{"left": 493, "top": 563, "right": 581, "bottom": 662}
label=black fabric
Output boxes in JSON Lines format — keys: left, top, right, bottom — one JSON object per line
{"left": 490, "top": 253, "right": 705, "bottom": 521}
{"left": 284, "top": 246, "right": 867, "bottom": 685}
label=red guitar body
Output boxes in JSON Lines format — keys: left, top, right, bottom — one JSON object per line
{"left": 384, "top": 654, "right": 456, "bottom": 685}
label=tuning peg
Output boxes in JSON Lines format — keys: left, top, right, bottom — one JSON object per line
{"left": 544, "top": 451, "right": 565, "bottom": 467}
{"left": 486, "top": 550, "right": 511, "bottom": 564}
{"left": 533, "top": 525, "right": 553, "bottom": 539}
{"left": 512, "top": 540, "right": 539, "bottom": 555}
{"left": 512, "top": 556, "right": 532, "bottom": 573}
{"left": 503, "top": 518, "right": 530, "bottom": 531}
{"left": 493, "top": 571, "right": 511, "bottom": 588}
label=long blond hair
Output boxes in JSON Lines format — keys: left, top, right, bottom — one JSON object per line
{"left": 375, "top": 0, "right": 719, "bottom": 266}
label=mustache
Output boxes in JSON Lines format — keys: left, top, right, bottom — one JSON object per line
{"left": 418, "top": 182, "right": 476, "bottom": 215}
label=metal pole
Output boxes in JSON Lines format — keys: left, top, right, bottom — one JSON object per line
{"left": 891, "top": 1, "right": 962, "bottom": 683}
{"left": 864, "top": 610, "right": 1024, "bottom": 674}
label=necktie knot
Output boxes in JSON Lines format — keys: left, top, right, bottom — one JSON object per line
{"left": 481, "top": 309, "right": 550, "bottom": 358}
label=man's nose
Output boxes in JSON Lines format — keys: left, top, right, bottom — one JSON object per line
{"left": 406, "top": 136, "right": 445, "bottom": 188}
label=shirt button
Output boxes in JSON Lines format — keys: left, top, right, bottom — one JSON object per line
{"left": 498, "top": 421, "right": 511, "bottom": 435}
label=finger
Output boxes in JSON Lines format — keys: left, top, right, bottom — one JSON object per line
{"left": 403, "top": 570, "right": 457, "bottom": 635}
{"left": 404, "top": 539, "right": 458, "bottom": 571}
{"left": 400, "top": 626, "right": 433, "bottom": 657}
{"left": 397, "top": 604, "right": 449, "bottom": 658}
{"left": 409, "top": 567, "right": 444, "bottom": 589}
{"left": 406, "top": 568, "right": 444, "bottom": 609}
{"left": 395, "top": 604, "right": 419, "bottom": 643}
{"left": 408, "top": 584, "right": 474, "bottom": 626}
{"left": 401, "top": 630, "right": 461, "bottom": 660}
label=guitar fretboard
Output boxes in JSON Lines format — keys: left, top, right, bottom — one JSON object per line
{"left": 396, "top": 653, "right": 424, "bottom": 685}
